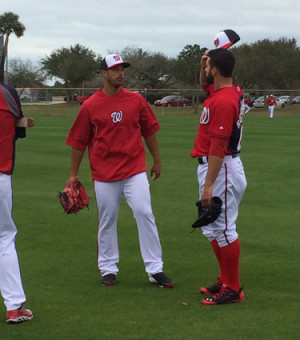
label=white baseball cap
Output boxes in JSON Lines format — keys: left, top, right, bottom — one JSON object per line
{"left": 213, "top": 29, "right": 240, "bottom": 49}
{"left": 100, "top": 54, "right": 131, "bottom": 70}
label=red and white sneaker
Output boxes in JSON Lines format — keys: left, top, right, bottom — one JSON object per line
{"left": 6, "top": 306, "right": 33, "bottom": 323}
{"left": 202, "top": 285, "right": 244, "bottom": 305}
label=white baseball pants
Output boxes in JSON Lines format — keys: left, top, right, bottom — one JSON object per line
{"left": 244, "top": 104, "right": 251, "bottom": 114}
{"left": 0, "top": 173, "right": 26, "bottom": 311}
{"left": 268, "top": 105, "right": 275, "bottom": 118}
{"left": 197, "top": 156, "right": 247, "bottom": 247}
{"left": 94, "top": 172, "right": 163, "bottom": 276}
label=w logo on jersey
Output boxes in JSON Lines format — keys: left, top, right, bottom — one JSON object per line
{"left": 200, "top": 107, "right": 210, "bottom": 124}
{"left": 111, "top": 111, "right": 123, "bottom": 123}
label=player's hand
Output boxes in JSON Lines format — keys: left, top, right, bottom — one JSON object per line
{"left": 201, "top": 185, "right": 213, "bottom": 207}
{"left": 150, "top": 162, "right": 161, "bottom": 181}
{"left": 201, "top": 52, "right": 209, "bottom": 70}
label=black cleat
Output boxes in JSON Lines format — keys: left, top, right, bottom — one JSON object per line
{"left": 200, "top": 278, "right": 223, "bottom": 295}
{"left": 149, "top": 272, "right": 174, "bottom": 288}
{"left": 202, "top": 285, "right": 244, "bottom": 305}
{"left": 102, "top": 273, "right": 117, "bottom": 286}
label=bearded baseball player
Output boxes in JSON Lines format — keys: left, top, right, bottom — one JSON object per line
{"left": 0, "top": 82, "right": 33, "bottom": 323}
{"left": 191, "top": 48, "right": 247, "bottom": 305}
{"left": 200, "top": 29, "right": 241, "bottom": 97}
{"left": 65, "top": 54, "right": 173, "bottom": 288}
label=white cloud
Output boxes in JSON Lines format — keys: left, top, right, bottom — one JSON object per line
{"left": 2, "top": 0, "right": 299, "bottom": 66}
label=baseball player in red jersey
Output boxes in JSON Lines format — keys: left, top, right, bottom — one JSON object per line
{"left": 191, "top": 48, "right": 247, "bottom": 305}
{"left": 0, "top": 82, "right": 33, "bottom": 323}
{"left": 243, "top": 96, "right": 251, "bottom": 114}
{"left": 65, "top": 54, "right": 173, "bottom": 288}
{"left": 266, "top": 95, "right": 277, "bottom": 118}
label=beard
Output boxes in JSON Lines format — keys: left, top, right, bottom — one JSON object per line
{"left": 206, "top": 72, "right": 214, "bottom": 85}
{"left": 107, "top": 77, "right": 123, "bottom": 89}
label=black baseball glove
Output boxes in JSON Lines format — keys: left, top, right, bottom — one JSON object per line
{"left": 192, "top": 196, "right": 222, "bottom": 229}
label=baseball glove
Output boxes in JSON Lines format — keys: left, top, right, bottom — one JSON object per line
{"left": 192, "top": 196, "right": 222, "bottom": 229}
{"left": 59, "top": 180, "right": 89, "bottom": 214}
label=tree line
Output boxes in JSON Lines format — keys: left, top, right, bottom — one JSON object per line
{"left": 1, "top": 11, "right": 300, "bottom": 97}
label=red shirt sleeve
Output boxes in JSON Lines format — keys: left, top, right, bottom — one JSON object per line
{"left": 0, "top": 111, "right": 16, "bottom": 174}
{"left": 138, "top": 101, "right": 160, "bottom": 137}
{"left": 209, "top": 136, "right": 228, "bottom": 158}
{"left": 65, "top": 106, "right": 93, "bottom": 150}
{"left": 208, "top": 99, "right": 236, "bottom": 139}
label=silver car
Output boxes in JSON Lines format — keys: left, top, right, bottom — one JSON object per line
{"left": 253, "top": 95, "right": 285, "bottom": 108}
{"left": 279, "top": 95, "right": 291, "bottom": 104}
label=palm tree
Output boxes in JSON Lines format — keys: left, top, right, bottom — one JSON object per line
{"left": 0, "top": 12, "right": 26, "bottom": 82}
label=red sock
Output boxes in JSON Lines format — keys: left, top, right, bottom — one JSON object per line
{"left": 211, "top": 239, "right": 224, "bottom": 283}
{"left": 219, "top": 239, "right": 241, "bottom": 291}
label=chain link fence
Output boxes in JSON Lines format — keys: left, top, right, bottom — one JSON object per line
{"left": 16, "top": 87, "right": 300, "bottom": 109}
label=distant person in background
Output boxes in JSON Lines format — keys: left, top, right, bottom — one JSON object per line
{"left": 266, "top": 95, "right": 277, "bottom": 118}
{"left": 0, "top": 82, "right": 33, "bottom": 323}
{"left": 243, "top": 96, "right": 251, "bottom": 114}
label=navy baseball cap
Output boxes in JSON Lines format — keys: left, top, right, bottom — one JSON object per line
{"left": 100, "top": 54, "right": 131, "bottom": 70}
{"left": 213, "top": 29, "right": 240, "bottom": 49}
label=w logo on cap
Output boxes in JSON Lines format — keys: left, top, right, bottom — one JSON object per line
{"left": 113, "top": 55, "right": 121, "bottom": 62}
{"left": 213, "top": 29, "right": 240, "bottom": 49}
{"left": 214, "top": 38, "right": 220, "bottom": 48}
{"left": 100, "top": 54, "right": 131, "bottom": 70}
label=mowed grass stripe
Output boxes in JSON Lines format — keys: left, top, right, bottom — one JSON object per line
{"left": 0, "top": 104, "right": 299, "bottom": 339}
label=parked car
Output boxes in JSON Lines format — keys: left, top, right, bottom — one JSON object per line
{"left": 138, "top": 90, "right": 159, "bottom": 105}
{"left": 292, "top": 96, "right": 300, "bottom": 104}
{"left": 64, "top": 93, "right": 78, "bottom": 103}
{"left": 76, "top": 92, "right": 96, "bottom": 105}
{"left": 279, "top": 95, "right": 291, "bottom": 104}
{"left": 154, "top": 95, "right": 191, "bottom": 107}
{"left": 253, "top": 95, "right": 285, "bottom": 108}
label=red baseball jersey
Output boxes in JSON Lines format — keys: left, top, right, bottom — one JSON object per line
{"left": 202, "top": 83, "right": 215, "bottom": 97}
{"left": 266, "top": 97, "right": 276, "bottom": 106}
{"left": 0, "top": 83, "right": 23, "bottom": 174}
{"left": 66, "top": 88, "right": 160, "bottom": 182}
{"left": 191, "top": 86, "right": 243, "bottom": 158}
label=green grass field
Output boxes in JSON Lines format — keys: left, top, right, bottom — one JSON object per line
{"left": 1, "top": 103, "right": 300, "bottom": 339}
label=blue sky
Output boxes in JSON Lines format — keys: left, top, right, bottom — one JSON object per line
{"left": 2, "top": 0, "right": 299, "bottom": 64}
